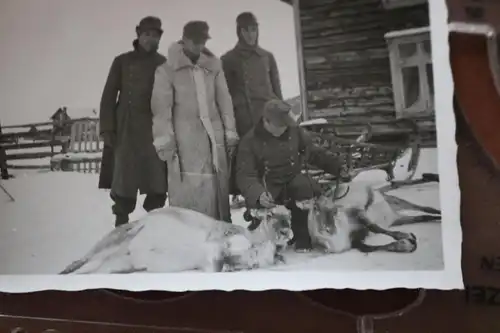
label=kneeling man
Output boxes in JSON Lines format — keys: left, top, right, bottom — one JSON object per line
{"left": 235, "top": 99, "right": 344, "bottom": 252}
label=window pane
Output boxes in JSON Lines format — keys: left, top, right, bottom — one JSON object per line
{"left": 426, "top": 63, "right": 434, "bottom": 101}
{"left": 402, "top": 66, "right": 420, "bottom": 109}
{"left": 423, "top": 39, "right": 432, "bottom": 55}
{"left": 398, "top": 43, "right": 417, "bottom": 59}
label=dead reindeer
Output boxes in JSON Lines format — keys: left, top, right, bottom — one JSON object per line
{"left": 221, "top": 205, "right": 293, "bottom": 271}
{"left": 345, "top": 140, "right": 441, "bottom": 227}
{"left": 295, "top": 182, "right": 434, "bottom": 254}
{"left": 60, "top": 205, "right": 293, "bottom": 274}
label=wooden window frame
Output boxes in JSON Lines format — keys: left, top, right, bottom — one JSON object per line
{"left": 381, "top": 0, "right": 427, "bottom": 9}
{"left": 385, "top": 27, "right": 433, "bottom": 119}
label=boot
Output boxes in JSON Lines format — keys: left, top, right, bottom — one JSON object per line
{"left": 143, "top": 193, "right": 167, "bottom": 213}
{"left": 115, "top": 214, "right": 129, "bottom": 228}
{"left": 290, "top": 207, "right": 313, "bottom": 253}
{"left": 1, "top": 169, "right": 12, "bottom": 180}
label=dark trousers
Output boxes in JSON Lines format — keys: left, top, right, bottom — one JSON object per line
{"left": 111, "top": 191, "right": 167, "bottom": 217}
{"left": 275, "top": 174, "right": 322, "bottom": 249}
{"left": 229, "top": 144, "right": 241, "bottom": 197}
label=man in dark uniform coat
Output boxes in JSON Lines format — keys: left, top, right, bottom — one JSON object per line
{"left": 0, "top": 145, "right": 8, "bottom": 180}
{"left": 221, "top": 12, "right": 283, "bottom": 207}
{"left": 98, "top": 16, "right": 168, "bottom": 227}
{"left": 235, "top": 99, "right": 344, "bottom": 252}
{"left": 0, "top": 121, "right": 13, "bottom": 180}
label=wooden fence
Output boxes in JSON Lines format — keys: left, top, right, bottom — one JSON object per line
{"left": 1, "top": 118, "right": 103, "bottom": 173}
{"left": 50, "top": 119, "right": 103, "bottom": 173}
{"left": 2, "top": 115, "right": 433, "bottom": 175}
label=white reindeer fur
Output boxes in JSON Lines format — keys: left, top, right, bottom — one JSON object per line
{"left": 60, "top": 205, "right": 292, "bottom": 274}
{"left": 296, "top": 145, "right": 424, "bottom": 253}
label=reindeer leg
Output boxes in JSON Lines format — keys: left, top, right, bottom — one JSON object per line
{"left": 383, "top": 193, "right": 441, "bottom": 215}
{"left": 390, "top": 214, "right": 442, "bottom": 227}
{"left": 349, "top": 208, "right": 415, "bottom": 241}
{"left": 364, "top": 222, "right": 416, "bottom": 241}
{"left": 353, "top": 237, "right": 417, "bottom": 254}
{"left": 110, "top": 267, "right": 148, "bottom": 274}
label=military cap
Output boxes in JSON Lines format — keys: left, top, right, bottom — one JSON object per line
{"left": 137, "top": 16, "right": 163, "bottom": 34}
{"left": 182, "top": 20, "right": 211, "bottom": 42}
{"left": 263, "top": 99, "right": 294, "bottom": 127}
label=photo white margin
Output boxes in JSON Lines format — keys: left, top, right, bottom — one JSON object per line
{"left": 0, "top": 0, "right": 464, "bottom": 292}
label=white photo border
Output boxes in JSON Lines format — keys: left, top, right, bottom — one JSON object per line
{"left": 0, "top": 0, "right": 463, "bottom": 292}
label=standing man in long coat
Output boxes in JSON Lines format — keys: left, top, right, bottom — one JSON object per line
{"left": 0, "top": 121, "right": 13, "bottom": 180}
{"left": 151, "top": 21, "right": 239, "bottom": 223}
{"left": 220, "top": 12, "right": 283, "bottom": 207}
{"left": 98, "top": 16, "right": 168, "bottom": 227}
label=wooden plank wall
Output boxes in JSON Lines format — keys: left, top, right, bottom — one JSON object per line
{"left": 297, "top": 0, "right": 436, "bottom": 147}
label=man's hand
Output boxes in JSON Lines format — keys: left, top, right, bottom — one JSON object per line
{"left": 339, "top": 168, "right": 359, "bottom": 182}
{"left": 259, "top": 191, "right": 276, "bottom": 208}
{"left": 227, "top": 144, "right": 237, "bottom": 162}
{"left": 156, "top": 146, "right": 176, "bottom": 162}
{"left": 226, "top": 130, "right": 239, "bottom": 149}
{"left": 101, "top": 132, "right": 116, "bottom": 148}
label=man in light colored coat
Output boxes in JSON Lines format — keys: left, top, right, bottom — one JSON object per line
{"left": 151, "top": 21, "right": 239, "bottom": 223}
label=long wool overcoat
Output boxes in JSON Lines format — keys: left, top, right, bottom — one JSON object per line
{"left": 98, "top": 40, "right": 168, "bottom": 198}
{"left": 151, "top": 41, "right": 238, "bottom": 222}
{"left": 221, "top": 42, "right": 283, "bottom": 195}
{"left": 221, "top": 42, "right": 283, "bottom": 137}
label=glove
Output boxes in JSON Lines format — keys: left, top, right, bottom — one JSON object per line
{"left": 259, "top": 191, "right": 276, "bottom": 208}
{"left": 101, "top": 132, "right": 116, "bottom": 148}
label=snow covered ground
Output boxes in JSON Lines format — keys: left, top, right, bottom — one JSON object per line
{"left": 0, "top": 148, "right": 443, "bottom": 275}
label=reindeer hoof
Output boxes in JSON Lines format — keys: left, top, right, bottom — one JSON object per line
{"left": 386, "top": 233, "right": 417, "bottom": 253}
{"left": 388, "top": 236, "right": 417, "bottom": 253}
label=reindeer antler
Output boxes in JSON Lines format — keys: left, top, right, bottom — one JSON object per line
{"left": 332, "top": 174, "right": 342, "bottom": 200}
{"left": 330, "top": 126, "right": 370, "bottom": 200}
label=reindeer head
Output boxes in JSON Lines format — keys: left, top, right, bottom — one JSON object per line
{"left": 248, "top": 205, "right": 293, "bottom": 250}
{"left": 296, "top": 195, "right": 340, "bottom": 236}
{"left": 220, "top": 206, "right": 292, "bottom": 272}
{"left": 295, "top": 183, "right": 350, "bottom": 236}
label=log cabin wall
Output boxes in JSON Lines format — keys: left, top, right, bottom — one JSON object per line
{"left": 283, "top": 0, "right": 436, "bottom": 147}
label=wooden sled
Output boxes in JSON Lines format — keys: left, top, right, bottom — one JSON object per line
{"left": 299, "top": 119, "right": 422, "bottom": 189}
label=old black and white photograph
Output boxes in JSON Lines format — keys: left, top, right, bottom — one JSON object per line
{"left": 0, "top": 0, "right": 462, "bottom": 291}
